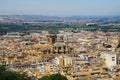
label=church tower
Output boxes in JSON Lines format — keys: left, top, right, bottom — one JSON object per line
{"left": 46, "top": 34, "right": 57, "bottom": 45}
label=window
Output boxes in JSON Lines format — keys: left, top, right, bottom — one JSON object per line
{"left": 112, "top": 56, "right": 115, "bottom": 61}
{"left": 112, "top": 59, "right": 115, "bottom": 61}
{"left": 112, "top": 57, "right": 115, "bottom": 58}
{"left": 59, "top": 47, "right": 61, "bottom": 50}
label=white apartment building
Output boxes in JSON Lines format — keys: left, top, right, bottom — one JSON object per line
{"left": 101, "top": 51, "right": 116, "bottom": 69}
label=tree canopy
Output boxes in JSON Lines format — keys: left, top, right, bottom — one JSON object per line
{"left": 39, "top": 73, "right": 68, "bottom": 80}
{"left": 0, "top": 65, "right": 31, "bottom": 80}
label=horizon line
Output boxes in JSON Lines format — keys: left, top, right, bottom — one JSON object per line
{"left": 0, "top": 14, "right": 120, "bottom": 17}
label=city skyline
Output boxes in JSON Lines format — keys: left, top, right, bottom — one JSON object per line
{"left": 0, "top": 0, "right": 120, "bottom": 16}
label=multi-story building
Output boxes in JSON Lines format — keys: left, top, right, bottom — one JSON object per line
{"left": 101, "top": 51, "right": 117, "bottom": 69}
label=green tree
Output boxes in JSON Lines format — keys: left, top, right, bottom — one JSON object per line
{"left": 0, "top": 65, "right": 6, "bottom": 75}
{"left": 39, "top": 76, "right": 50, "bottom": 80}
{"left": 0, "top": 65, "right": 31, "bottom": 80}
{"left": 39, "top": 73, "right": 68, "bottom": 80}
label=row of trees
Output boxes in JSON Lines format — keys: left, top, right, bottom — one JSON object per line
{"left": 1, "top": 22, "right": 120, "bottom": 35}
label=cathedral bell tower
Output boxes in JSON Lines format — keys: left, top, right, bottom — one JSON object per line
{"left": 46, "top": 34, "right": 57, "bottom": 45}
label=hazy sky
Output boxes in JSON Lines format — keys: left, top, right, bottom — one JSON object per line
{"left": 0, "top": 0, "right": 120, "bottom": 16}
